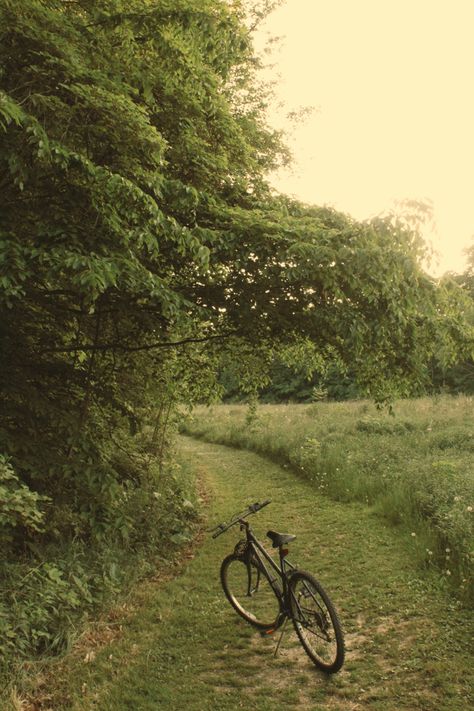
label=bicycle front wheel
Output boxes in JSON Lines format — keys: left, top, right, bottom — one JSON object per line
{"left": 220, "top": 553, "right": 282, "bottom": 630}
{"left": 289, "top": 570, "right": 345, "bottom": 673}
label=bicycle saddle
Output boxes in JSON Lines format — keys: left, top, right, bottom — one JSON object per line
{"left": 266, "top": 530, "right": 297, "bottom": 548}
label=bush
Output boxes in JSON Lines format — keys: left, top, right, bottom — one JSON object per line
{"left": 0, "top": 455, "right": 47, "bottom": 543}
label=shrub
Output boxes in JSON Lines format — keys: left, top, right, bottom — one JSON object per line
{"left": 0, "top": 455, "right": 47, "bottom": 543}
{"left": 433, "top": 428, "right": 474, "bottom": 451}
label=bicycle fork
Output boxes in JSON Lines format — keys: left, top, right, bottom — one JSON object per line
{"left": 245, "top": 559, "right": 260, "bottom": 596}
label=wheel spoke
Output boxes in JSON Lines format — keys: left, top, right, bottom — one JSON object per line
{"left": 289, "top": 571, "right": 344, "bottom": 673}
{"left": 221, "top": 554, "right": 282, "bottom": 630}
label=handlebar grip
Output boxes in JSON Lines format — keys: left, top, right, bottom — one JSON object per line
{"left": 250, "top": 499, "right": 272, "bottom": 512}
{"left": 212, "top": 523, "right": 226, "bottom": 538}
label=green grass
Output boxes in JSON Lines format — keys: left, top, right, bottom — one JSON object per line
{"left": 181, "top": 397, "right": 474, "bottom": 604}
{"left": 13, "top": 436, "right": 474, "bottom": 710}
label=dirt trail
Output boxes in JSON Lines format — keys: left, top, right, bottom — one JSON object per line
{"left": 51, "top": 436, "right": 473, "bottom": 710}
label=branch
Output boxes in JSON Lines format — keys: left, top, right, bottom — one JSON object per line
{"left": 42, "top": 331, "right": 237, "bottom": 354}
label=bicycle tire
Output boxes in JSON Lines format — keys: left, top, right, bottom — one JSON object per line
{"left": 220, "top": 553, "right": 282, "bottom": 630}
{"left": 288, "top": 570, "right": 345, "bottom": 673}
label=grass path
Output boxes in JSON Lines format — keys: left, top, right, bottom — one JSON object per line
{"left": 47, "top": 436, "right": 473, "bottom": 710}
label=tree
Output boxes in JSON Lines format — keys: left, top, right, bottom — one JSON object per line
{"left": 430, "top": 241, "right": 474, "bottom": 393}
{"left": 0, "top": 0, "right": 471, "bottom": 549}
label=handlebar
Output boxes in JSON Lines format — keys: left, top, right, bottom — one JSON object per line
{"left": 209, "top": 499, "right": 271, "bottom": 539}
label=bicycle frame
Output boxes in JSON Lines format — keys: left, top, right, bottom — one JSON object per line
{"left": 239, "top": 519, "right": 328, "bottom": 638}
{"left": 238, "top": 518, "right": 296, "bottom": 625}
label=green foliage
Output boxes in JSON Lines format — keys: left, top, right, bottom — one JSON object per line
{"left": 0, "top": 444, "right": 197, "bottom": 669}
{"left": 0, "top": 0, "right": 472, "bottom": 677}
{"left": 0, "top": 455, "right": 47, "bottom": 541}
{"left": 182, "top": 399, "right": 474, "bottom": 605}
{"left": 355, "top": 416, "right": 416, "bottom": 435}
{"left": 430, "top": 245, "right": 474, "bottom": 394}
{"left": 221, "top": 356, "right": 360, "bottom": 402}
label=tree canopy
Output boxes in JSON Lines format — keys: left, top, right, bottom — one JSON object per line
{"left": 0, "top": 0, "right": 472, "bottom": 565}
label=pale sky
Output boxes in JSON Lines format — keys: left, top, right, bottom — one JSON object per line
{"left": 254, "top": 0, "right": 474, "bottom": 276}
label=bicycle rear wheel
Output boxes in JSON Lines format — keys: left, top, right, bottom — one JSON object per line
{"left": 289, "top": 570, "right": 344, "bottom": 673}
{"left": 220, "top": 553, "right": 282, "bottom": 630}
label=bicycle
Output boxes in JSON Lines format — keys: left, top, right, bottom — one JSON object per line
{"left": 210, "top": 499, "right": 345, "bottom": 674}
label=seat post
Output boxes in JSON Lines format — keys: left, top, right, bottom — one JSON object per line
{"left": 279, "top": 545, "right": 290, "bottom": 575}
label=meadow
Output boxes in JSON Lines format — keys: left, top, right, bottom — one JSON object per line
{"left": 181, "top": 396, "right": 474, "bottom": 605}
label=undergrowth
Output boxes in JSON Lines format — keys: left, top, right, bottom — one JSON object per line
{"left": 181, "top": 396, "right": 474, "bottom": 605}
{"left": 0, "top": 433, "right": 198, "bottom": 695}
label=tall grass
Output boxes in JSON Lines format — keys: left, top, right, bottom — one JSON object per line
{"left": 181, "top": 396, "right": 474, "bottom": 604}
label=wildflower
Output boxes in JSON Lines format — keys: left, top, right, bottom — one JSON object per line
{"left": 454, "top": 496, "right": 460, "bottom": 502}
{"left": 445, "top": 548, "right": 451, "bottom": 553}
{"left": 411, "top": 532, "right": 416, "bottom": 537}
{"left": 426, "top": 549, "right": 433, "bottom": 556}
{"left": 446, "top": 570, "right": 451, "bottom": 576}
{"left": 467, "top": 506, "right": 473, "bottom": 513}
